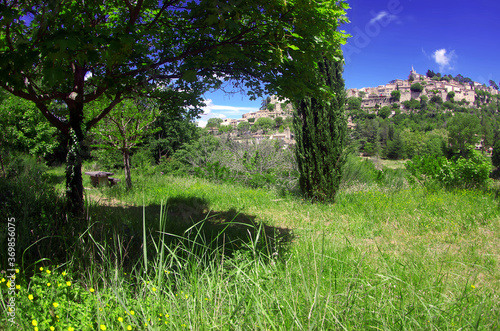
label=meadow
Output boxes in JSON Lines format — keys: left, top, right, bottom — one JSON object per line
{"left": 1, "top": 159, "right": 500, "bottom": 330}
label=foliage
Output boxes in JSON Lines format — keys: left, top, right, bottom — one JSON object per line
{"left": 146, "top": 109, "right": 200, "bottom": 164}
{"left": 173, "top": 134, "right": 298, "bottom": 191}
{"left": 0, "top": 156, "right": 68, "bottom": 269}
{"left": 206, "top": 118, "right": 223, "bottom": 129}
{"left": 347, "top": 96, "right": 362, "bottom": 110}
{"left": 447, "top": 113, "right": 481, "bottom": 157}
{"left": 294, "top": 57, "right": 347, "bottom": 202}
{"left": 403, "top": 98, "right": 420, "bottom": 111}
{"left": 237, "top": 121, "right": 251, "bottom": 134}
{"left": 390, "top": 90, "right": 401, "bottom": 102}
{"left": 90, "top": 99, "right": 159, "bottom": 189}
{"left": 492, "top": 140, "right": 500, "bottom": 168}
{"left": 410, "top": 83, "right": 424, "bottom": 93}
{"left": 251, "top": 117, "right": 275, "bottom": 133}
{"left": 378, "top": 106, "right": 391, "bottom": 119}
{"left": 405, "top": 148, "right": 491, "bottom": 190}
{"left": 0, "top": 0, "right": 349, "bottom": 215}
{"left": 0, "top": 93, "right": 59, "bottom": 159}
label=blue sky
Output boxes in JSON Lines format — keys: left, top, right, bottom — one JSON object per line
{"left": 197, "top": 0, "right": 500, "bottom": 126}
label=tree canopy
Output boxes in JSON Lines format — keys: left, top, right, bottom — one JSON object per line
{"left": 0, "top": 0, "right": 350, "bottom": 216}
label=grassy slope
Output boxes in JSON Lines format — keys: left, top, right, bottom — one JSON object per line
{"left": 4, "top": 166, "right": 500, "bottom": 330}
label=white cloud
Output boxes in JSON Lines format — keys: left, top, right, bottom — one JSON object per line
{"left": 197, "top": 99, "right": 260, "bottom": 127}
{"left": 432, "top": 49, "right": 457, "bottom": 72}
{"left": 369, "top": 11, "right": 398, "bottom": 25}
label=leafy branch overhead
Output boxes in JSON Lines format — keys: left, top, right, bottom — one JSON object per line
{"left": 0, "top": 0, "right": 350, "bottom": 133}
{"left": 0, "top": 0, "right": 349, "bottom": 215}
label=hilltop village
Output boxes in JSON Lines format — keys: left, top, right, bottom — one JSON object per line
{"left": 347, "top": 67, "right": 499, "bottom": 109}
{"left": 207, "top": 67, "right": 499, "bottom": 145}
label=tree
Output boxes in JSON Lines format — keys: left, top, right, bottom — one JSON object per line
{"left": 0, "top": 93, "right": 59, "bottom": 161}
{"left": 492, "top": 140, "right": 500, "bottom": 168}
{"left": 447, "top": 113, "right": 481, "bottom": 157}
{"left": 274, "top": 116, "right": 284, "bottom": 128}
{"left": 253, "top": 117, "right": 275, "bottom": 133}
{"left": 0, "top": 0, "right": 349, "bottom": 217}
{"left": 489, "top": 80, "right": 499, "bottom": 90}
{"left": 206, "top": 118, "right": 223, "bottom": 129}
{"left": 293, "top": 57, "right": 347, "bottom": 202}
{"left": 91, "top": 99, "right": 159, "bottom": 190}
{"left": 347, "top": 96, "right": 362, "bottom": 110}
{"left": 237, "top": 121, "right": 251, "bottom": 134}
{"left": 410, "top": 83, "right": 424, "bottom": 93}
{"left": 378, "top": 106, "right": 391, "bottom": 119}
{"left": 426, "top": 69, "right": 436, "bottom": 78}
{"left": 391, "top": 90, "right": 401, "bottom": 102}
{"left": 447, "top": 91, "right": 455, "bottom": 102}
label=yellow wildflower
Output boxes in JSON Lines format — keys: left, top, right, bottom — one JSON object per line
{"left": 118, "top": 317, "right": 123, "bottom": 322}
{"left": 53, "top": 302, "right": 59, "bottom": 308}
{"left": 32, "top": 320, "right": 38, "bottom": 326}
{"left": 100, "top": 325, "right": 107, "bottom": 330}
{"left": 66, "top": 281, "right": 71, "bottom": 286}
{"left": 28, "top": 294, "right": 33, "bottom": 300}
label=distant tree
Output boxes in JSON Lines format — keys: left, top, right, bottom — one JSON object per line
{"left": 443, "top": 101, "right": 455, "bottom": 110}
{"left": 489, "top": 80, "right": 499, "bottom": 90}
{"left": 293, "top": 57, "right": 347, "bottom": 202}
{"left": 266, "top": 103, "right": 276, "bottom": 111}
{"left": 358, "top": 91, "right": 367, "bottom": 98}
{"left": 410, "top": 83, "right": 424, "bottom": 93}
{"left": 430, "top": 95, "right": 443, "bottom": 105}
{"left": 253, "top": 117, "right": 275, "bottom": 133}
{"left": 91, "top": 98, "right": 159, "bottom": 190}
{"left": 420, "top": 95, "right": 428, "bottom": 110}
{"left": 447, "top": 91, "right": 456, "bottom": 102}
{"left": 218, "top": 124, "right": 233, "bottom": 134}
{"left": 454, "top": 74, "right": 464, "bottom": 83}
{"left": 492, "top": 140, "right": 500, "bottom": 168}
{"left": 275, "top": 116, "right": 284, "bottom": 128}
{"left": 426, "top": 69, "right": 436, "bottom": 78}
{"left": 237, "top": 121, "right": 251, "bottom": 134}
{"left": 384, "top": 132, "right": 405, "bottom": 160}
{"left": 403, "top": 98, "right": 420, "bottom": 111}
{"left": 391, "top": 90, "right": 401, "bottom": 102}
{"left": 206, "top": 118, "right": 223, "bottom": 129}
{"left": 347, "top": 96, "right": 362, "bottom": 110}
{"left": 247, "top": 118, "right": 255, "bottom": 123}
{"left": 447, "top": 113, "right": 481, "bottom": 157}
{"left": 378, "top": 106, "right": 391, "bottom": 119}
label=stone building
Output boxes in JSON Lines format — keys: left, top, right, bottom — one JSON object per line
{"left": 347, "top": 67, "right": 499, "bottom": 110}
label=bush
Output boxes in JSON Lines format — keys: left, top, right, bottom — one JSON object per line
{"left": 410, "top": 83, "right": 424, "bottom": 93}
{"left": 405, "top": 148, "right": 491, "bottom": 190}
{"left": 0, "top": 155, "right": 68, "bottom": 269}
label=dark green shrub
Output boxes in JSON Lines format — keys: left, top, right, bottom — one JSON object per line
{"left": 406, "top": 148, "right": 491, "bottom": 190}
{"left": 0, "top": 155, "right": 68, "bottom": 269}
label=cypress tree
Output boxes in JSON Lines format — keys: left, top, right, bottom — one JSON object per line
{"left": 293, "top": 57, "right": 347, "bottom": 202}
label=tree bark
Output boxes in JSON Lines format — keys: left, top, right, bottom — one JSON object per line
{"left": 123, "top": 149, "right": 132, "bottom": 190}
{"left": 65, "top": 103, "right": 85, "bottom": 220}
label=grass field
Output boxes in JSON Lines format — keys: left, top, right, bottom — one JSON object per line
{"left": 2, "top": 163, "right": 500, "bottom": 330}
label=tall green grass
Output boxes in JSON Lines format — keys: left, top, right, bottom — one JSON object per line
{"left": 2, "top": 158, "right": 499, "bottom": 330}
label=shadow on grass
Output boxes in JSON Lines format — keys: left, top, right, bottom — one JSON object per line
{"left": 82, "top": 195, "right": 294, "bottom": 272}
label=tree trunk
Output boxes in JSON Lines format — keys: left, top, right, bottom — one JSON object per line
{"left": 123, "top": 149, "right": 132, "bottom": 190}
{"left": 0, "top": 152, "right": 5, "bottom": 177}
{"left": 65, "top": 104, "right": 85, "bottom": 220}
